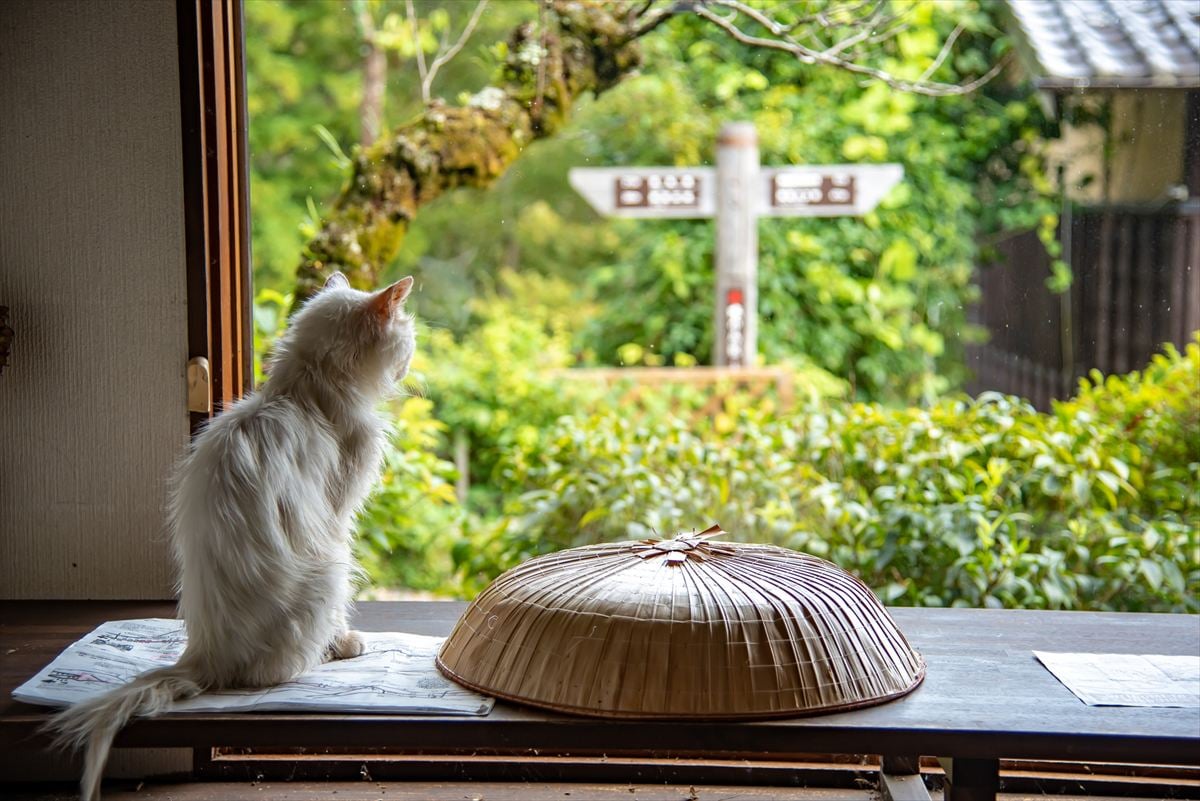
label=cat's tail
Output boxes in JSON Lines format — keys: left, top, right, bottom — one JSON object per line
{"left": 43, "top": 663, "right": 203, "bottom": 801}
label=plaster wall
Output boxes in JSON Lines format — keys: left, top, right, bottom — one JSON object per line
{"left": 0, "top": 0, "right": 189, "bottom": 599}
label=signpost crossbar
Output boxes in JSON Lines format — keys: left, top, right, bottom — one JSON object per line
{"left": 569, "top": 124, "right": 904, "bottom": 366}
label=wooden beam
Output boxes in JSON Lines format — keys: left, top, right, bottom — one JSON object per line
{"left": 0, "top": 781, "right": 876, "bottom": 801}
{"left": 879, "top": 754, "right": 931, "bottom": 801}
{"left": 879, "top": 771, "right": 931, "bottom": 801}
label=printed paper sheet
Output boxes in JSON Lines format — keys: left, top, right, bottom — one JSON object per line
{"left": 1034, "top": 651, "right": 1200, "bottom": 708}
{"left": 12, "top": 618, "right": 493, "bottom": 716}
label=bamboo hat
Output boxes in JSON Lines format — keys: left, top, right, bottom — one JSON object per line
{"left": 436, "top": 526, "right": 925, "bottom": 719}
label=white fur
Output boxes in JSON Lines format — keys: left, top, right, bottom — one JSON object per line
{"left": 46, "top": 274, "right": 416, "bottom": 800}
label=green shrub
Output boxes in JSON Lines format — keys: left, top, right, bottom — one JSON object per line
{"left": 354, "top": 396, "right": 463, "bottom": 593}
{"left": 566, "top": 1, "right": 1057, "bottom": 404}
{"left": 413, "top": 270, "right": 603, "bottom": 513}
{"left": 456, "top": 339, "right": 1199, "bottom": 611}
{"left": 257, "top": 279, "right": 1196, "bottom": 610}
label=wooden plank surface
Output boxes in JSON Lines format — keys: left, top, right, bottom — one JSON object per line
{"left": 0, "top": 782, "right": 875, "bottom": 801}
{"left": 2, "top": 603, "right": 1198, "bottom": 767}
{"left": 1, "top": 783, "right": 1182, "bottom": 801}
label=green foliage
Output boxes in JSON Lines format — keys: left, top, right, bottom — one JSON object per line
{"left": 245, "top": 0, "right": 364, "bottom": 291}
{"left": 245, "top": 2, "right": 1194, "bottom": 616}
{"left": 251, "top": 287, "right": 292, "bottom": 384}
{"left": 248, "top": 1, "right": 1057, "bottom": 403}
{"left": 569, "top": 0, "right": 1058, "bottom": 402}
{"left": 413, "top": 270, "right": 602, "bottom": 510}
{"left": 354, "top": 397, "right": 463, "bottom": 592}
{"left": 454, "top": 339, "right": 1200, "bottom": 611}
{"left": 245, "top": 0, "right": 531, "bottom": 291}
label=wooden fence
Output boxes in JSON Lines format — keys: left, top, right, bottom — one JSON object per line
{"left": 966, "top": 203, "right": 1200, "bottom": 409}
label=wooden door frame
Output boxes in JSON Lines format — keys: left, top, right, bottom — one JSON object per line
{"left": 177, "top": 0, "right": 252, "bottom": 433}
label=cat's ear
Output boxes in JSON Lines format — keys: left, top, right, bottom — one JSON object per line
{"left": 324, "top": 271, "right": 350, "bottom": 290}
{"left": 367, "top": 276, "right": 414, "bottom": 320}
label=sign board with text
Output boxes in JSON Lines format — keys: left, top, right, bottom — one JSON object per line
{"left": 570, "top": 164, "right": 902, "bottom": 220}
{"left": 569, "top": 132, "right": 904, "bottom": 367}
{"left": 758, "top": 164, "right": 903, "bottom": 217}
{"left": 569, "top": 168, "right": 715, "bottom": 219}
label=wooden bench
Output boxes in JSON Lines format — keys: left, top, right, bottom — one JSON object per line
{"left": 2, "top": 601, "right": 1198, "bottom": 800}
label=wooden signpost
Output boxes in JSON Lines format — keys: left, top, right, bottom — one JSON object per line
{"left": 569, "top": 122, "right": 903, "bottom": 367}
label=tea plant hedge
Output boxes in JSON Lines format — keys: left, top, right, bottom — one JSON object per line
{"left": 452, "top": 339, "right": 1199, "bottom": 612}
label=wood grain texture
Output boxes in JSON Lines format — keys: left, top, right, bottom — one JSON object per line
{"left": 0, "top": 1, "right": 188, "bottom": 598}
{"left": 0, "top": 782, "right": 876, "bottom": 801}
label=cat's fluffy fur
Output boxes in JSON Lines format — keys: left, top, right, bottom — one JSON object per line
{"left": 47, "top": 273, "right": 416, "bottom": 801}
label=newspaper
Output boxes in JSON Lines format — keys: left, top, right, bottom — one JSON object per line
{"left": 12, "top": 618, "right": 493, "bottom": 716}
{"left": 1034, "top": 651, "right": 1200, "bottom": 708}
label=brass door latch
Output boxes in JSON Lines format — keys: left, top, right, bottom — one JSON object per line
{"left": 187, "top": 356, "right": 211, "bottom": 413}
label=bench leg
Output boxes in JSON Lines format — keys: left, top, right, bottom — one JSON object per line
{"left": 879, "top": 754, "right": 931, "bottom": 801}
{"left": 938, "top": 757, "right": 999, "bottom": 801}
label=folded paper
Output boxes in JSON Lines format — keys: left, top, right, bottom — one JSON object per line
{"left": 14, "top": 618, "right": 493, "bottom": 716}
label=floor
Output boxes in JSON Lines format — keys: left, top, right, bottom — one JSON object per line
{"left": 0, "top": 783, "right": 871, "bottom": 801}
{"left": 0, "top": 782, "right": 1185, "bottom": 801}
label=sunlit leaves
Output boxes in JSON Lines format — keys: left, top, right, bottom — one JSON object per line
{"left": 451, "top": 337, "right": 1200, "bottom": 609}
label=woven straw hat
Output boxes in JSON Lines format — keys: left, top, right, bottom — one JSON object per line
{"left": 437, "top": 526, "right": 925, "bottom": 719}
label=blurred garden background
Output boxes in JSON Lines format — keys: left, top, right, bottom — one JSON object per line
{"left": 245, "top": 0, "right": 1199, "bottom": 611}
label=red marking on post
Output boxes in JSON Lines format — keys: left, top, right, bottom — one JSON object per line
{"left": 727, "top": 288, "right": 743, "bottom": 304}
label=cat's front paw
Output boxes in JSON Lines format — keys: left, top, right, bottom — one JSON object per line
{"left": 329, "top": 629, "right": 365, "bottom": 660}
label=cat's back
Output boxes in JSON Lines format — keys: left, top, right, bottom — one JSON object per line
{"left": 172, "top": 390, "right": 340, "bottom": 543}
{"left": 190, "top": 391, "right": 336, "bottom": 468}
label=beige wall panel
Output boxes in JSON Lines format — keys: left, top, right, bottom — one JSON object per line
{"left": 1109, "top": 91, "right": 1187, "bottom": 202}
{"left": 1053, "top": 90, "right": 1187, "bottom": 204}
{"left": 0, "top": 0, "right": 188, "bottom": 598}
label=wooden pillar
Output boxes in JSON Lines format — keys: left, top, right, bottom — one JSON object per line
{"left": 938, "top": 756, "right": 999, "bottom": 801}
{"left": 714, "top": 122, "right": 759, "bottom": 367}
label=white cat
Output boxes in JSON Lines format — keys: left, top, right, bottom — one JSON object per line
{"left": 47, "top": 272, "right": 416, "bottom": 801}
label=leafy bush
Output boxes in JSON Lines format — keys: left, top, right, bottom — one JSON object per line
{"left": 565, "top": 1, "right": 1057, "bottom": 403}
{"left": 456, "top": 339, "right": 1199, "bottom": 611}
{"left": 254, "top": 285, "right": 1197, "bottom": 612}
{"left": 413, "top": 270, "right": 603, "bottom": 512}
{"left": 354, "top": 396, "right": 462, "bottom": 593}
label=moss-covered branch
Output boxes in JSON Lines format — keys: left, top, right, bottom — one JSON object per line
{"left": 293, "top": 0, "right": 647, "bottom": 305}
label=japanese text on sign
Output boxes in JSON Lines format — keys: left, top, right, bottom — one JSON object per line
{"left": 615, "top": 174, "right": 702, "bottom": 209}
{"left": 771, "top": 172, "right": 856, "bottom": 209}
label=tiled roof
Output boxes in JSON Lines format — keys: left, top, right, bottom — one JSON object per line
{"left": 1006, "top": 0, "right": 1200, "bottom": 89}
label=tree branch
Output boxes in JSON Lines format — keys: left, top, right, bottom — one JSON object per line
{"left": 632, "top": 0, "right": 690, "bottom": 39}
{"left": 918, "top": 22, "right": 965, "bottom": 83}
{"left": 292, "top": 0, "right": 646, "bottom": 306}
{"left": 354, "top": 0, "right": 386, "bottom": 147}
{"left": 292, "top": 0, "right": 1011, "bottom": 305}
{"left": 423, "top": 0, "right": 490, "bottom": 102}
{"left": 405, "top": 0, "right": 430, "bottom": 102}
{"left": 694, "top": 0, "right": 1008, "bottom": 98}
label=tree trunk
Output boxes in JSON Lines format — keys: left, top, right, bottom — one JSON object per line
{"left": 292, "top": 0, "right": 644, "bottom": 306}
{"left": 360, "top": 40, "right": 386, "bottom": 148}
